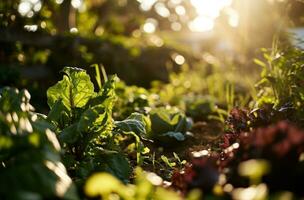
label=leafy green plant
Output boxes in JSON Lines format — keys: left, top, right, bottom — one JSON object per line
{"left": 254, "top": 46, "right": 304, "bottom": 123}
{"left": 0, "top": 87, "right": 78, "bottom": 200}
{"left": 160, "top": 153, "right": 186, "bottom": 169}
{"left": 185, "top": 95, "right": 216, "bottom": 122}
{"left": 114, "top": 112, "right": 151, "bottom": 165}
{"left": 147, "top": 107, "right": 192, "bottom": 145}
{"left": 46, "top": 67, "right": 144, "bottom": 184}
{"left": 114, "top": 81, "right": 157, "bottom": 120}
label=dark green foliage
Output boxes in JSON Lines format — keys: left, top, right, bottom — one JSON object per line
{"left": 0, "top": 87, "right": 78, "bottom": 200}
{"left": 147, "top": 107, "right": 192, "bottom": 145}
{"left": 114, "top": 82, "right": 154, "bottom": 120}
{"left": 185, "top": 96, "right": 216, "bottom": 121}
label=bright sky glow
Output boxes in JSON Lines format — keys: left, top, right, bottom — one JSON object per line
{"left": 189, "top": 16, "right": 214, "bottom": 32}
{"left": 189, "top": 0, "right": 233, "bottom": 32}
{"left": 137, "top": 0, "right": 237, "bottom": 32}
{"left": 226, "top": 8, "right": 239, "bottom": 27}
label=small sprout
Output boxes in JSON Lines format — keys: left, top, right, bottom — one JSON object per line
{"left": 161, "top": 155, "right": 176, "bottom": 168}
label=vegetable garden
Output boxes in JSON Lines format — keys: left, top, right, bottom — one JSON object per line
{"left": 1, "top": 0, "right": 304, "bottom": 200}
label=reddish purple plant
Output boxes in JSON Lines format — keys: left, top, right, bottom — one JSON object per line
{"left": 221, "top": 121, "right": 304, "bottom": 195}
{"left": 171, "top": 157, "right": 219, "bottom": 194}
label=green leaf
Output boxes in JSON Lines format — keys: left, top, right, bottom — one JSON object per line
{"left": 99, "top": 152, "right": 131, "bottom": 183}
{"left": 161, "top": 155, "right": 176, "bottom": 168}
{"left": 254, "top": 58, "right": 267, "bottom": 68}
{"left": 86, "top": 75, "right": 118, "bottom": 109}
{"left": 114, "top": 113, "right": 148, "bottom": 135}
{"left": 161, "top": 131, "right": 185, "bottom": 141}
{"left": 149, "top": 108, "right": 176, "bottom": 135}
{"left": 47, "top": 99, "right": 71, "bottom": 128}
{"left": 148, "top": 107, "right": 190, "bottom": 144}
{"left": 174, "top": 116, "right": 192, "bottom": 133}
{"left": 59, "top": 123, "right": 80, "bottom": 144}
{"left": 47, "top": 67, "right": 95, "bottom": 110}
{"left": 2, "top": 143, "right": 79, "bottom": 200}
{"left": 77, "top": 105, "right": 111, "bottom": 134}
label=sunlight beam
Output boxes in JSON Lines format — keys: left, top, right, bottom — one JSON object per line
{"left": 189, "top": 0, "right": 233, "bottom": 32}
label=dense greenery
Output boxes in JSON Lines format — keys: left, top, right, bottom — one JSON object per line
{"left": 1, "top": 0, "right": 304, "bottom": 199}
{"left": 1, "top": 44, "right": 304, "bottom": 199}
{"left": 0, "top": 87, "right": 78, "bottom": 199}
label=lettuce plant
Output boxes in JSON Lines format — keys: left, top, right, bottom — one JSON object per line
{"left": 147, "top": 107, "right": 192, "bottom": 145}
{"left": 46, "top": 67, "right": 152, "bottom": 185}
{"left": 46, "top": 67, "right": 132, "bottom": 184}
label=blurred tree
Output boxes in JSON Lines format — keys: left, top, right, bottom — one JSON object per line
{"left": 0, "top": 0, "right": 198, "bottom": 110}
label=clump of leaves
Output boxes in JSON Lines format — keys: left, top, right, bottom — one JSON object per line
{"left": 46, "top": 67, "right": 143, "bottom": 185}
{"left": 147, "top": 107, "right": 192, "bottom": 145}
{"left": 226, "top": 108, "right": 250, "bottom": 133}
{"left": 185, "top": 95, "right": 216, "bottom": 122}
{"left": 225, "top": 105, "right": 298, "bottom": 137}
{"left": 171, "top": 157, "right": 219, "bottom": 195}
{"left": 255, "top": 46, "right": 304, "bottom": 125}
{"left": 221, "top": 121, "right": 304, "bottom": 196}
{"left": 114, "top": 81, "right": 157, "bottom": 120}
{"left": 0, "top": 87, "right": 78, "bottom": 200}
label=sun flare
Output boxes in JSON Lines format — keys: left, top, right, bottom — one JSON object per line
{"left": 189, "top": 0, "right": 234, "bottom": 32}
